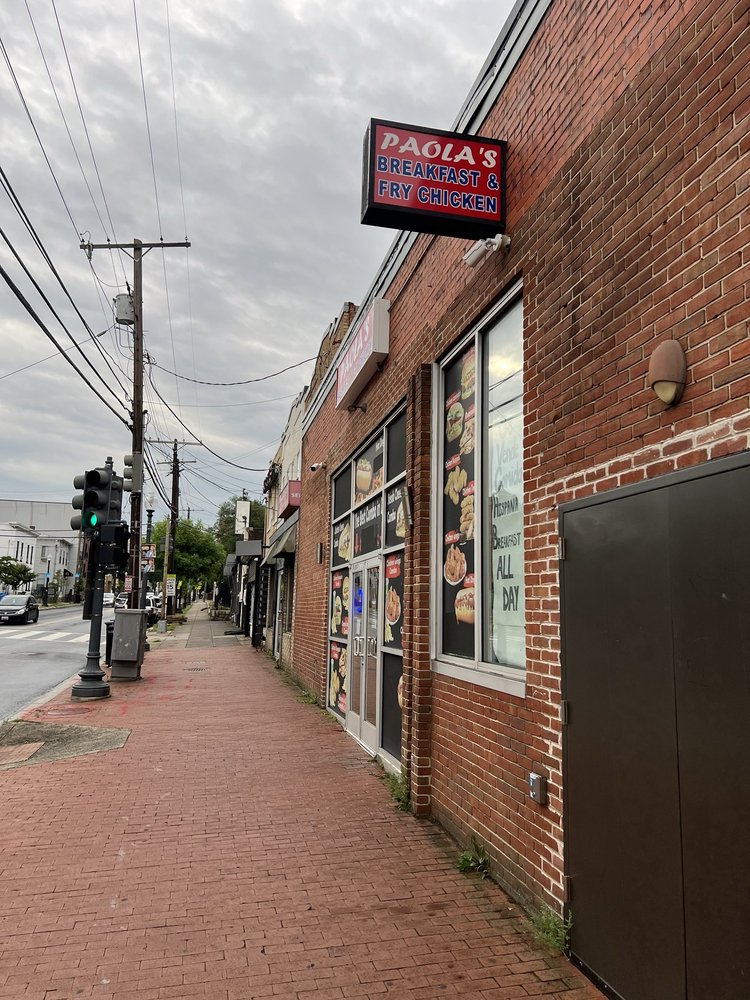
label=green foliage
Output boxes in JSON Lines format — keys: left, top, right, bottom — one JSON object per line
{"left": 213, "top": 496, "right": 265, "bottom": 553}
{"left": 457, "top": 841, "right": 490, "bottom": 878}
{"left": 381, "top": 770, "right": 411, "bottom": 811}
{"left": 0, "top": 557, "right": 36, "bottom": 589}
{"left": 529, "top": 905, "right": 572, "bottom": 953}
{"left": 297, "top": 690, "right": 319, "bottom": 705}
{"left": 150, "top": 519, "right": 225, "bottom": 588}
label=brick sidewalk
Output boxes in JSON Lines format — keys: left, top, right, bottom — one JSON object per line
{"left": 0, "top": 620, "right": 602, "bottom": 1000}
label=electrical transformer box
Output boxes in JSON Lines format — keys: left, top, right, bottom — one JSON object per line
{"left": 114, "top": 293, "right": 134, "bottom": 325}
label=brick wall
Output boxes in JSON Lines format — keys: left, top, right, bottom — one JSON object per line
{"left": 292, "top": 0, "right": 750, "bottom": 913}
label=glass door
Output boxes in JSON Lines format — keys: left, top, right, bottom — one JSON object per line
{"left": 347, "top": 558, "right": 380, "bottom": 753}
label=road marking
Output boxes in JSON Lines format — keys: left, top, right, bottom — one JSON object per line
{"left": 34, "top": 631, "right": 77, "bottom": 641}
{"left": 0, "top": 629, "right": 38, "bottom": 640}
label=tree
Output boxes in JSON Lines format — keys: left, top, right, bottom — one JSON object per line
{"left": 0, "top": 557, "right": 36, "bottom": 591}
{"left": 214, "top": 496, "right": 265, "bottom": 553}
{"left": 150, "top": 519, "right": 225, "bottom": 591}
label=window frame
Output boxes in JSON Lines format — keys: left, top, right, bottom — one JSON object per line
{"left": 431, "top": 281, "right": 526, "bottom": 699}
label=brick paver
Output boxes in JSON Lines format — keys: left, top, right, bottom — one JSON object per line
{"left": 0, "top": 607, "right": 602, "bottom": 999}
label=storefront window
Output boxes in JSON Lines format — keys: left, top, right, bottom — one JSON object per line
{"left": 439, "top": 297, "right": 525, "bottom": 674}
{"left": 354, "top": 436, "right": 384, "bottom": 504}
{"left": 440, "top": 342, "right": 477, "bottom": 659}
{"left": 327, "top": 410, "right": 406, "bottom": 734}
{"left": 387, "top": 411, "right": 407, "bottom": 479}
{"left": 483, "top": 300, "right": 524, "bottom": 668}
{"left": 333, "top": 467, "right": 351, "bottom": 519}
{"left": 332, "top": 517, "right": 351, "bottom": 567}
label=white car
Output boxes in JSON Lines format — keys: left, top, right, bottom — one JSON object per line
{"left": 102, "top": 592, "right": 115, "bottom": 607}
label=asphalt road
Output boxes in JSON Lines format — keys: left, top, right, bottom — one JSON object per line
{"left": 0, "top": 606, "right": 108, "bottom": 721}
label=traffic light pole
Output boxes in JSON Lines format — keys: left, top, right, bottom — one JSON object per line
{"left": 71, "top": 456, "right": 117, "bottom": 700}
{"left": 71, "top": 551, "right": 110, "bottom": 700}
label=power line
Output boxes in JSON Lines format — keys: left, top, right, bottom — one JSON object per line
{"left": 0, "top": 259, "right": 131, "bottom": 428}
{"left": 132, "top": 0, "right": 163, "bottom": 237}
{"left": 0, "top": 221, "right": 130, "bottom": 400}
{"left": 147, "top": 392, "right": 297, "bottom": 409}
{"left": 50, "top": 0, "right": 127, "bottom": 277}
{"left": 25, "top": 0, "right": 112, "bottom": 270}
{"left": 164, "top": 0, "right": 198, "bottom": 437}
{"left": 0, "top": 325, "right": 112, "bottom": 381}
{"left": 0, "top": 166, "right": 130, "bottom": 394}
{"left": 145, "top": 366, "right": 270, "bottom": 472}
{"left": 150, "top": 355, "right": 316, "bottom": 386}
{"left": 0, "top": 32, "right": 80, "bottom": 237}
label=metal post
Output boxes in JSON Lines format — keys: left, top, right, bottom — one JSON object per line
{"left": 129, "top": 239, "right": 143, "bottom": 609}
{"left": 168, "top": 440, "right": 179, "bottom": 616}
{"left": 71, "top": 458, "right": 112, "bottom": 700}
{"left": 158, "top": 516, "right": 170, "bottom": 633}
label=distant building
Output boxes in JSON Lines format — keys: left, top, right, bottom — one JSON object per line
{"left": 0, "top": 499, "right": 81, "bottom": 596}
{"left": 0, "top": 522, "right": 37, "bottom": 592}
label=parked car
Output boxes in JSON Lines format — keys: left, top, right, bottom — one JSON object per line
{"left": 145, "top": 593, "right": 162, "bottom": 610}
{"left": 102, "top": 592, "right": 115, "bottom": 608}
{"left": 0, "top": 594, "right": 39, "bottom": 625}
{"left": 114, "top": 593, "right": 129, "bottom": 610}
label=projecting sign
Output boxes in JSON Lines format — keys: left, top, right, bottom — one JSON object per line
{"left": 278, "top": 480, "right": 301, "bottom": 519}
{"left": 335, "top": 298, "right": 389, "bottom": 409}
{"left": 361, "top": 119, "right": 506, "bottom": 239}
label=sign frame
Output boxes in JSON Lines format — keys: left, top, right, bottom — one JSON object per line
{"left": 361, "top": 118, "right": 506, "bottom": 239}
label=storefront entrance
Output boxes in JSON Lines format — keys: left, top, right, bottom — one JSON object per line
{"left": 560, "top": 453, "right": 750, "bottom": 1000}
{"left": 347, "top": 559, "right": 380, "bottom": 753}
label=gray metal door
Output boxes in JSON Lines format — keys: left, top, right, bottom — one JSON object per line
{"left": 561, "top": 455, "right": 750, "bottom": 1000}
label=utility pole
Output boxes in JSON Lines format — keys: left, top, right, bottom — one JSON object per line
{"left": 81, "top": 238, "right": 190, "bottom": 611}
{"left": 169, "top": 439, "right": 179, "bottom": 616}
{"left": 130, "top": 238, "right": 143, "bottom": 610}
{"left": 150, "top": 438, "right": 198, "bottom": 617}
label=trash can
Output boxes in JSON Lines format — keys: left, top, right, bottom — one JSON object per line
{"left": 105, "top": 619, "right": 115, "bottom": 666}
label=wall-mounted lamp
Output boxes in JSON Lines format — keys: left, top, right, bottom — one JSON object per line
{"left": 462, "top": 233, "right": 511, "bottom": 267}
{"left": 309, "top": 462, "right": 327, "bottom": 473}
{"left": 648, "top": 339, "right": 686, "bottom": 406}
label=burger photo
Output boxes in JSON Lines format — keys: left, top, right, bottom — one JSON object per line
{"left": 446, "top": 401, "right": 464, "bottom": 442}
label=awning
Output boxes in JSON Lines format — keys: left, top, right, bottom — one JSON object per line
{"left": 235, "top": 539, "right": 262, "bottom": 565}
{"left": 262, "top": 522, "right": 297, "bottom": 566}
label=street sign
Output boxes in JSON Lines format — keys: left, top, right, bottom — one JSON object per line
{"left": 166, "top": 574, "right": 176, "bottom": 597}
{"left": 124, "top": 575, "right": 133, "bottom": 593}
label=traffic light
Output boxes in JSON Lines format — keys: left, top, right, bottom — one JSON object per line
{"left": 123, "top": 453, "right": 143, "bottom": 493}
{"left": 108, "top": 475, "right": 124, "bottom": 524}
{"left": 99, "top": 522, "right": 130, "bottom": 568}
{"left": 71, "top": 468, "right": 111, "bottom": 533}
{"left": 71, "top": 473, "right": 87, "bottom": 531}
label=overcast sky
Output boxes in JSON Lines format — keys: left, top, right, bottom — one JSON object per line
{"left": 0, "top": 0, "right": 513, "bottom": 528}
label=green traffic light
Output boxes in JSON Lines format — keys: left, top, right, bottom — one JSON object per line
{"left": 83, "top": 511, "right": 98, "bottom": 529}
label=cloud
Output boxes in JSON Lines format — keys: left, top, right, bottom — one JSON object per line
{"left": 0, "top": 0, "right": 512, "bottom": 521}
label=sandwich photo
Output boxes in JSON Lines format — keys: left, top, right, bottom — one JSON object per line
{"left": 454, "top": 586, "right": 475, "bottom": 624}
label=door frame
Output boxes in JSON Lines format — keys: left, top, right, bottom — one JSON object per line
{"left": 347, "top": 554, "right": 382, "bottom": 754}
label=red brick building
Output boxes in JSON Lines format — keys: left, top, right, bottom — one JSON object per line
{"left": 289, "top": 1, "right": 750, "bottom": 997}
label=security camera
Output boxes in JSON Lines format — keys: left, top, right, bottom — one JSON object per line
{"left": 462, "top": 233, "right": 511, "bottom": 267}
{"left": 310, "top": 462, "right": 326, "bottom": 472}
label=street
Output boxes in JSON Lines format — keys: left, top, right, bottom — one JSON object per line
{"left": 0, "top": 606, "right": 106, "bottom": 720}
